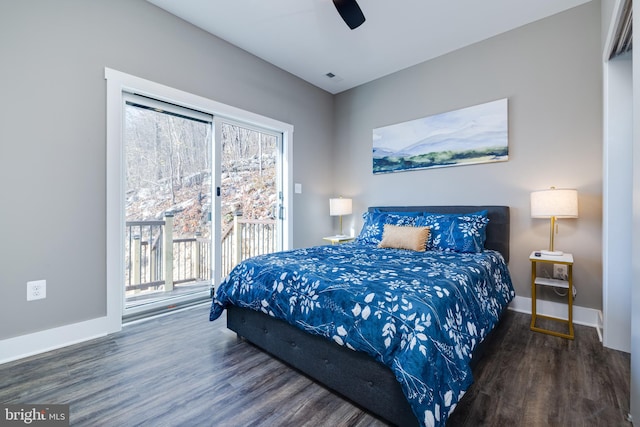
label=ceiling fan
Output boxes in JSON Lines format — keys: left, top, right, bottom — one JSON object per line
{"left": 332, "top": 0, "right": 366, "bottom": 30}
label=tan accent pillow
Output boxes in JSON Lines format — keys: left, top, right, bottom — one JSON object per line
{"left": 378, "top": 224, "right": 430, "bottom": 252}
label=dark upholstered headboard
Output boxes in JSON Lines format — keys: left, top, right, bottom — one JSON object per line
{"left": 368, "top": 206, "right": 510, "bottom": 263}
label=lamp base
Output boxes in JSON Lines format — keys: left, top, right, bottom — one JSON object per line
{"left": 540, "top": 249, "right": 564, "bottom": 256}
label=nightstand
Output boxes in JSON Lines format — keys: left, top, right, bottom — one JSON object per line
{"left": 530, "top": 251, "right": 574, "bottom": 339}
{"left": 323, "top": 235, "right": 355, "bottom": 245}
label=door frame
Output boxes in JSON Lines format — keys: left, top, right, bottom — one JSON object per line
{"left": 105, "top": 68, "right": 293, "bottom": 333}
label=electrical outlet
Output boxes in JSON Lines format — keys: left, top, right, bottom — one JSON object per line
{"left": 27, "top": 280, "right": 46, "bottom": 301}
{"left": 553, "top": 264, "right": 568, "bottom": 280}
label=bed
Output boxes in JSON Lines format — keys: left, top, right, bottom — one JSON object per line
{"left": 210, "top": 206, "right": 513, "bottom": 427}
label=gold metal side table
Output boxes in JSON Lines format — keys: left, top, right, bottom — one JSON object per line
{"left": 530, "top": 251, "right": 574, "bottom": 339}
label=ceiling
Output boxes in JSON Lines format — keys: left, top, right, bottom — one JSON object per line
{"left": 146, "top": 0, "right": 592, "bottom": 94}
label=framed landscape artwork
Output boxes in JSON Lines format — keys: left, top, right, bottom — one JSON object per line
{"left": 372, "top": 98, "right": 508, "bottom": 174}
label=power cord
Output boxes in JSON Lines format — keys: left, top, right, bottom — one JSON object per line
{"left": 553, "top": 287, "right": 568, "bottom": 297}
{"left": 542, "top": 266, "right": 576, "bottom": 299}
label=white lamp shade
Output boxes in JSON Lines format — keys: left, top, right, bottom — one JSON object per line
{"left": 530, "top": 188, "right": 578, "bottom": 218}
{"left": 329, "top": 198, "right": 352, "bottom": 216}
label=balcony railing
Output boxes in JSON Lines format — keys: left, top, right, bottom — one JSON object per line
{"left": 125, "top": 212, "right": 275, "bottom": 295}
{"left": 220, "top": 213, "right": 277, "bottom": 278}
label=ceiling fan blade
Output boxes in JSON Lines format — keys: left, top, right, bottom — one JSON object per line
{"left": 332, "top": 0, "right": 366, "bottom": 30}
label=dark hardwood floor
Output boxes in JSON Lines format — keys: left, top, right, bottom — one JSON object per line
{"left": 0, "top": 304, "right": 630, "bottom": 426}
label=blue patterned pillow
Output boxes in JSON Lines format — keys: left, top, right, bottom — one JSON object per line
{"left": 416, "top": 210, "right": 489, "bottom": 253}
{"left": 356, "top": 211, "right": 422, "bottom": 246}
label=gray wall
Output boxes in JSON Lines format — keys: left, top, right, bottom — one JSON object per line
{"left": 0, "top": 0, "right": 334, "bottom": 340}
{"left": 333, "top": 2, "right": 603, "bottom": 309}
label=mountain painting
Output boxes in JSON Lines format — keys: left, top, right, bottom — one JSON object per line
{"left": 372, "top": 98, "right": 508, "bottom": 174}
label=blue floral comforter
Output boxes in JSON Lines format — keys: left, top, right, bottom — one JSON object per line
{"left": 210, "top": 243, "right": 514, "bottom": 427}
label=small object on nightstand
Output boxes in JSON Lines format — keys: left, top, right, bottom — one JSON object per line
{"left": 529, "top": 251, "right": 574, "bottom": 339}
{"left": 323, "top": 235, "right": 355, "bottom": 245}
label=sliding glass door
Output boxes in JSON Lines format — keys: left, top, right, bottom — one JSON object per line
{"left": 123, "top": 94, "right": 214, "bottom": 316}
{"left": 216, "top": 120, "right": 283, "bottom": 279}
{"left": 121, "top": 94, "right": 285, "bottom": 319}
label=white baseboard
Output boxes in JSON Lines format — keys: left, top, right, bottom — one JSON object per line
{"left": 0, "top": 302, "right": 206, "bottom": 365}
{"left": 0, "top": 317, "right": 111, "bottom": 365}
{"left": 509, "top": 295, "right": 602, "bottom": 338}
{"left": 0, "top": 297, "right": 603, "bottom": 365}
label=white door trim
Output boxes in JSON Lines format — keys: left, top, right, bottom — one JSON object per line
{"left": 105, "top": 67, "right": 293, "bottom": 333}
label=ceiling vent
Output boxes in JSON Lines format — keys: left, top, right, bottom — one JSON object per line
{"left": 324, "top": 72, "right": 344, "bottom": 82}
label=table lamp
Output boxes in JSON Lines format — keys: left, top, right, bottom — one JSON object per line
{"left": 530, "top": 187, "right": 578, "bottom": 256}
{"left": 329, "top": 197, "right": 352, "bottom": 237}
